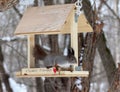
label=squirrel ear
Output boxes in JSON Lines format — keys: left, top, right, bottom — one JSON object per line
{"left": 68, "top": 47, "right": 75, "bottom": 56}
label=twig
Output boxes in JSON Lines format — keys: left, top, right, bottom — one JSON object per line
{"left": 13, "top": 6, "right": 22, "bottom": 18}
{"left": 0, "top": 36, "right": 26, "bottom": 44}
{"left": 5, "top": 43, "right": 27, "bottom": 60}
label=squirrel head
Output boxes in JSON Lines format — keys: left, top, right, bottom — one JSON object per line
{"left": 67, "top": 47, "right": 77, "bottom": 64}
{"left": 68, "top": 55, "right": 77, "bottom": 64}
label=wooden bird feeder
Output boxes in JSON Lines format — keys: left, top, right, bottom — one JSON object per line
{"left": 14, "top": 4, "right": 93, "bottom": 77}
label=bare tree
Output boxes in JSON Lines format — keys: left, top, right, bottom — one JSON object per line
{"left": 0, "top": 45, "right": 13, "bottom": 92}
{"left": 0, "top": 79, "right": 3, "bottom": 92}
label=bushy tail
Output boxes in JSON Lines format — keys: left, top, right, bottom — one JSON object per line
{"left": 33, "top": 44, "right": 47, "bottom": 60}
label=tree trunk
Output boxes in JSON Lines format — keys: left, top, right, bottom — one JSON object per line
{"left": 108, "top": 63, "right": 120, "bottom": 92}
{"left": 36, "top": 77, "right": 44, "bottom": 92}
{"left": 34, "top": 0, "right": 39, "bottom": 6}
{"left": 97, "top": 33, "right": 116, "bottom": 85}
{"left": 82, "top": 0, "right": 117, "bottom": 92}
{"left": 49, "top": 35, "right": 59, "bottom": 53}
{"left": 35, "top": 28, "right": 45, "bottom": 92}
{"left": 0, "top": 80, "right": 3, "bottom": 92}
{"left": 81, "top": 1, "right": 110, "bottom": 92}
{"left": 81, "top": 0, "right": 102, "bottom": 91}
{"left": 35, "top": 35, "right": 45, "bottom": 92}
{"left": 0, "top": 45, "right": 13, "bottom": 92}
{"left": 82, "top": 33, "right": 98, "bottom": 92}
{"left": 44, "top": 0, "right": 53, "bottom": 5}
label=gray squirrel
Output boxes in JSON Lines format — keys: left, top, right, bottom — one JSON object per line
{"left": 34, "top": 45, "right": 77, "bottom": 69}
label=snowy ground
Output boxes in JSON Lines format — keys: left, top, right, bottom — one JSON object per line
{"left": 9, "top": 78, "right": 27, "bottom": 92}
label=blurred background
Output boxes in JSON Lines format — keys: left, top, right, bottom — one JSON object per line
{"left": 0, "top": 0, "right": 120, "bottom": 92}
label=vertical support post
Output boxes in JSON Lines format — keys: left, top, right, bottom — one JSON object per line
{"left": 70, "top": 10, "right": 78, "bottom": 66}
{"left": 27, "top": 35, "right": 35, "bottom": 68}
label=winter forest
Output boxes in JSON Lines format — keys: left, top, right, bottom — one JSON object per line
{"left": 0, "top": 0, "right": 120, "bottom": 92}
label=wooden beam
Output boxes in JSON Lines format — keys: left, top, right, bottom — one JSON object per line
{"left": 15, "top": 68, "right": 89, "bottom": 77}
{"left": 27, "top": 35, "right": 35, "bottom": 68}
{"left": 70, "top": 9, "right": 78, "bottom": 66}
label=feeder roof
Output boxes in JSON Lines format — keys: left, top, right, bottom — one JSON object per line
{"left": 15, "top": 4, "right": 93, "bottom": 35}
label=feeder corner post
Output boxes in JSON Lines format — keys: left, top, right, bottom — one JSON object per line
{"left": 27, "top": 34, "right": 35, "bottom": 68}
{"left": 70, "top": 9, "right": 79, "bottom": 66}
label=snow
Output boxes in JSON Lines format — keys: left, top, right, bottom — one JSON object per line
{"left": 3, "top": 62, "right": 9, "bottom": 74}
{"left": 3, "top": 57, "right": 27, "bottom": 92}
{"left": 90, "top": 82, "right": 108, "bottom": 92}
{"left": 75, "top": 78, "right": 82, "bottom": 84}
{"left": 79, "top": 57, "right": 83, "bottom": 61}
{"left": 41, "top": 77, "right": 45, "bottom": 81}
{"left": 64, "top": 47, "right": 68, "bottom": 56}
{"left": 43, "top": 45, "right": 51, "bottom": 51}
{"left": 74, "top": 78, "right": 82, "bottom": 91}
{"left": 2, "top": 37, "right": 11, "bottom": 41}
{"left": 2, "top": 83, "right": 6, "bottom": 92}
{"left": 19, "top": 0, "right": 34, "bottom": 6}
{"left": 9, "top": 78, "right": 27, "bottom": 92}
{"left": 0, "top": 36, "right": 26, "bottom": 42}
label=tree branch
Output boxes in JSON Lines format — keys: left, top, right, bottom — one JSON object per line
{"left": 102, "top": 0, "right": 120, "bottom": 22}
{"left": 13, "top": 6, "right": 22, "bottom": 18}
{"left": 0, "top": 36, "right": 26, "bottom": 44}
{"left": 0, "top": 36, "right": 27, "bottom": 60}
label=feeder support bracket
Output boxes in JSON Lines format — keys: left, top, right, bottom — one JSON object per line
{"left": 75, "top": 0, "right": 83, "bottom": 22}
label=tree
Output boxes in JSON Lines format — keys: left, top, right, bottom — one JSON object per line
{"left": 0, "top": 45, "right": 13, "bottom": 92}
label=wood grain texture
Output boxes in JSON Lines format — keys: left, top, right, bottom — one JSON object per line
{"left": 15, "top": 68, "right": 89, "bottom": 77}
{"left": 15, "top": 4, "right": 74, "bottom": 35}
{"left": 27, "top": 35, "right": 35, "bottom": 68}
{"left": 70, "top": 10, "right": 78, "bottom": 66}
{"left": 14, "top": 4, "right": 93, "bottom": 35}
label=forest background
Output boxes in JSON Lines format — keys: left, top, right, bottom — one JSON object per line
{"left": 0, "top": 0, "right": 120, "bottom": 92}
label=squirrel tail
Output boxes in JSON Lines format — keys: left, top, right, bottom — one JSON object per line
{"left": 34, "top": 44, "right": 47, "bottom": 60}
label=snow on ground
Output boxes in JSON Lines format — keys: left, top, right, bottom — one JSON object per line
{"left": 9, "top": 78, "right": 27, "bottom": 92}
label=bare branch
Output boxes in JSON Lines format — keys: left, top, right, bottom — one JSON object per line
{"left": 102, "top": 0, "right": 120, "bottom": 22}
{"left": 5, "top": 43, "right": 27, "bottom": 60}
{"left": 0, "top": 36, "right": 26, "bottom": 44}
{"left": 13, "top": 6, "right": 22, "bottom": 18}
{"left": 0, "top": 36, "right": 27, "bottom": 60}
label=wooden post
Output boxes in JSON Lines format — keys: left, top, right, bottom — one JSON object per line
{"left": 70, "top": 10, "right": 78, "bottom": 66}
{"left": 27, "top": 35, "right": 35, "bottom": 68}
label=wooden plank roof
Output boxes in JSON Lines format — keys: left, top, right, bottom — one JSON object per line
{"left": 15, "top": 4, "right": 93, "bottom": 35}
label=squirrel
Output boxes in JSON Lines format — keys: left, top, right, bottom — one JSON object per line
{"left": 34, "top": 44, "right": 77, "bottom": 71}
